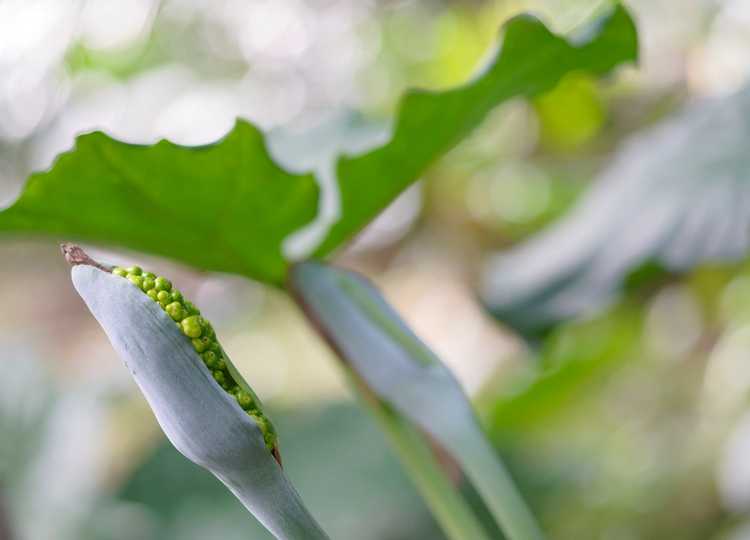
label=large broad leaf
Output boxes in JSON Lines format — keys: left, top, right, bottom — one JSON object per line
{"left": 480, "top": 85, "right": 750, "bottom": 338}
{"left": 289, "top": 262, "right": 544, "bottom": 540}
{"left": 0, "top": 6, "right": 636, "bottom": 286}
{"left": 483, "top": 85, "right": 750, "bottom": 335}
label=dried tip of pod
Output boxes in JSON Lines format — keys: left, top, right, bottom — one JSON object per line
{"left": 60, "top": 243, "right": 112, "bottom": 272}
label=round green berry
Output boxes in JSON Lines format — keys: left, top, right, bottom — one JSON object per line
{"left": 171, "top": 290, "right": 183, "bottom": 303}
{"left": 181, "top": 315, "right": 202, "bottom": 338}
{"left": 142, "top": 271, "right": 156, "bottom": 280}
{"left": 147, "top": 289, "right": 159, "bottom": 301}
{"left": 192, "top": 338, "right": 208, "bottom": 353}
{"left": 249, "top": 414, "right": 276, "bottom": 449}
{"left": 113, "top": 267, "right": 128, "bottom": 277}
{"left": 127, "top": 266, "right": 142, "bottom": 276}
{"left": 127, "top": 274, "right": 144, "bottom": 288}
{"left": 154, "top": 276, "right": 172, "bottom": 292}
{"left": 213, "top": 370, "right": 226, "bottom": 386}
{"left": 195, "top": 336, "right": 213, "bottom": 352}
{"left": 201, "top": 320, "right": 215, "bottom": 337}
{"left": 263, "top": 417, "right": 277, "bottom": 445}
{"left": 202, "top": 351, "right": 217, "bottom": 368}
{"left": 236, "top": 391, "right": 255, "bottom": 411}
{"left": 166, "top": 302, "right": 185, "bottom": 321}
{"left": 141, "top": 278, "right": 155, "bottom": 291}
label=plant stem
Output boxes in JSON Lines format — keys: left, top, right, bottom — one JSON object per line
{"left": 454, "top": 422, "right": 544, "bottom": 540}
{"left": 0, "top": 486, "right": 13, "bottom": 540}
{"left": 347, "top": 372, "right": 492, "bottom": 540}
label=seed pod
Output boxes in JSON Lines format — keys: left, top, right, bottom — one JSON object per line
{"left": 106, "top": 266, "right": 277, "bottom": 452}
{"left": 64, "top": 247, "right": 326, "bottom": 540}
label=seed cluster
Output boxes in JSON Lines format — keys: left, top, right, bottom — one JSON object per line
{"left": 112, "top": 265, "right": 277, "bottom": 450}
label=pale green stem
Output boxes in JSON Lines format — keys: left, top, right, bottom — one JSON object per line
{"left": 347, "top": 372, "right": 492, "bottom": 540}
{"left": 453, "top": 422, "right": 544, "bottom": 540}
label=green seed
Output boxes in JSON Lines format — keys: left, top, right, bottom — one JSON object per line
{"left": 184, "top": 301, "right": 200, "bottom": 315}
{"left": 181, "top": 315, "right": 202, "bottom": 338}
{"left": 113, "top": 267, "right": 128, "bottom": 277}
{"left": 192, "top": 338, "right": 208, "bottom": 353}
{"left": 147, "top": 289, "right": 159, "bottom": 301}
{"left": 142, "top": 271, "right": 156, "bottom": 280}
{"left": 127, "top": 266, "right": 142, "bottom": 276}
{"left": 141, "top": 278, "right": 155, "bottom": 291}
{"left": 128, "top": 274, "right": 144, "bottom": 288}
{"left": 201, "top": 320, "right": 215, "bottom": 338}
{"left": 156, "top": 290, "right": 170, "bottom": 305}
{"left": 213, "top": 370, "right": 226, "bottom": 386}
{"left": 154, "top": 276, "right": 172, "bottom": 292}
{"left": 236, "top": 391, "right": 255, "bottom": 411}
{"left": 166, "top": 302, "right": 185, "bottom": 321}
{"left": 249, "top": 414, "right": 276, "bottom": 449}
{"left": 202, "top": 351, "right": 217, "bottom": 368}
{"left": 171, "top": 290, "right": 183, "bottom": 303}
{"left": 194, "top": 336, "right": 213, "bottom": 353}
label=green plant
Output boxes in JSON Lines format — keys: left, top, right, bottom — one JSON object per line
{"left": 0, "top": 5, "right": 641, "bottom": 540}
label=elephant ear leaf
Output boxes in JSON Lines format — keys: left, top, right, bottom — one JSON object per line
{"left": 480, "top": 85, "right": 750, "bottom": 339}
{"left": 0, "top": 5, "right": 636, "bottom": 286}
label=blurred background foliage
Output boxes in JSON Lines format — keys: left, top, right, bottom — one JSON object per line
{"left": 3, "top": 0, "right": 750, "bottom": 539}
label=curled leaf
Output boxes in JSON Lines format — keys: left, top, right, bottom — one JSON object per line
{"left": 72, "top": 263, "right": 328, "bottom": 540}
{"left": 289, "top": 262, "right": 544, "bottom": 540}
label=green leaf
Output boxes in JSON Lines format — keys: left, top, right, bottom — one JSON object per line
{"left": 0, "top": 6, "right": 636, "bottom": 285}
{"left": 0, "top": 123, "right": 318, "bottom": 285}
{"left": 490, "top": 304, "right": 642, "bottom": 434}
{"left": 289, "top": 261, "right": 544, "bottom": 540}
{"left": 315, "top": 4, "right": 637, "bottom": 257}
{"left": 480, "top": 85, "right": 750, "bottom": 339}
